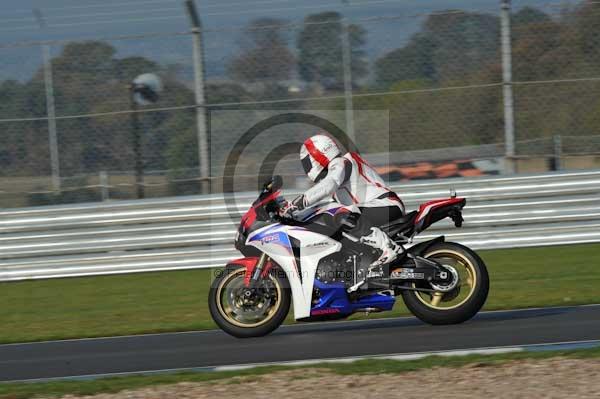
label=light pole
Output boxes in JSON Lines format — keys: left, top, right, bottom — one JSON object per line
{"left": 185, "top": 0, "right": 210, "bottom": 194}
{"left": 500, "top": 0, "right": 516, "bottom": 174}
{"left": 33, "top": 8, "right": 61, "bottom": 192}
{"left": 129, "top": 73, "right": 162, "bottom": 199}
{"left": 341, "top": 17, "right": 356, "bottom": 143}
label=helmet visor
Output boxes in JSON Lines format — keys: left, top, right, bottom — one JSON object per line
{"left": 301, "top": 155, "right": 312, "bottom": 175}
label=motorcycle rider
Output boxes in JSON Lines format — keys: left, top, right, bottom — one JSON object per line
{"left": 287, "top": 134, "right": 405, "bottom": 269}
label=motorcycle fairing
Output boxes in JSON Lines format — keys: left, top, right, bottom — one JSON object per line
{"left": 309, "top": 279, "right": 395, "bottom": 318}
{"left": 240, "top": 190, "right": 282, "bottom": 231}
{"left": 247, "top": 222, "right": 342, "bottom": 319}
{"left": 414, "top": 197, "right": 466, "bottom": 232}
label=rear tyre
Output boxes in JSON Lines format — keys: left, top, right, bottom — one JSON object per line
{"left": 209, "top": 265, "right": 291, "bottom": 338}
{"left": 401, "top": 242, "right": 489, "bottom": 325}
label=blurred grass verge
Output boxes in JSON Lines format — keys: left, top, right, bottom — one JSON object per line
{"left": 1, "top": 243, "right": 599, "bottom": 344}
{"left": 1, "top": 346, "right": 600, "bottom": 399}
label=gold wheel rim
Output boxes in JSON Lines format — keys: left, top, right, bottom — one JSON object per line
{"left": 216, "top": 268, "right": 282, "bottom": 328}
{"left": 413, "top": 249, "right": 477, "bottom": 310}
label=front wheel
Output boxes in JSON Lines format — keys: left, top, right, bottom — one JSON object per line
{"left": 209, "top": 264, "right": 291, "bottom": 338}
{"left": 401, "top": 242, "right": 489, "bottom": 325}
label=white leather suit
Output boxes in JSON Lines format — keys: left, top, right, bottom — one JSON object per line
{"left": 299, "top": 151, "right": 405, "bottom": 268}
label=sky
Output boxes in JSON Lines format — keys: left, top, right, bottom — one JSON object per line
{"left": 0, "top": 0, "right": 579, "bottom": 81}
{"left": 0, "top": 0, "right": 563, "bottom": 43}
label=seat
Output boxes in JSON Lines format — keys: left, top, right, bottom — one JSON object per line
{"left": 380, "top": 210, "right": 418, "bottom": 237}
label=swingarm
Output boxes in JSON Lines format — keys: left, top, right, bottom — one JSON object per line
{"left": 387, "top": 251, "right": 456, "bottom": 292}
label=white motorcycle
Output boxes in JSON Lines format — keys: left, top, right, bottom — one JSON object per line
{"left": 209, "top": 176, "right": 489, "bottom": 338}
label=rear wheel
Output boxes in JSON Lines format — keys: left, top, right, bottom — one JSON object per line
{"left": 209, "top": 265, "right": 290, "bottom": 338}
{"left": 401, "top": 242, "right": 489, "bottom": 325}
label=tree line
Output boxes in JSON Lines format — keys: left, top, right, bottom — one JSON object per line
{"left": 2, "top": 4, "right": 600, "bottom": 184}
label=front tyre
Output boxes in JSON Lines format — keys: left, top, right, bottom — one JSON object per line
{"left": 209, "top": 265, "right": 290, "bottom": 338}
{"left": 401, "top": 242, "right": 489, "bottom": 325}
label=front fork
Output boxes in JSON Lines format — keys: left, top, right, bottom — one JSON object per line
{"left": 249, "top": 252, "right": 269, "bottom": 286}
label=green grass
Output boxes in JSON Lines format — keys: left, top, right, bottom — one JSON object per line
{"left": 1, "top": 243, "right": 600, "bottom": 344}
{"left": 2, "top": 346, "right": 600, "bottom": 399}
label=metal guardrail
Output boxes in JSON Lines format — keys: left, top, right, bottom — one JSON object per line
{"left": 1, "top": 170, "right": 600, "bottom": 282}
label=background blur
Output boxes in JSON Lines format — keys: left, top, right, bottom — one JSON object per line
{"left": 2, "top": 0, "right": 600, "bottom": 207}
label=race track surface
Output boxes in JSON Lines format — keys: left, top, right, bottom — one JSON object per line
{"left": 2, "top": 304, "right": 600, "bottom": 382}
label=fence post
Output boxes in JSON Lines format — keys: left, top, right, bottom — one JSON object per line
{"left": 553, "top": 134, "right": 562, "bottom": 171}
{"left": 341, "top": 18, "right": 356, "bottom": 143}
{"left": 99, "top": 171, "right": 109, "bottom": 201}
{"left": 34, "top": 10, "right": 61, "bottom": 192}
{"left": 500, "top": 0, "right": 516, "bottom": 174}
{"left": 185, "top": 0, "right": 210, "bottom": 195}
{"left": 128, "top": 89, "right": 144, "bottom": 199}
{"left": 41, "top": 44, "right": 61, "bottom": 192}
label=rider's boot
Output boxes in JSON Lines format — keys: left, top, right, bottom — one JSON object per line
{"left": 359, "top": 227, "right": 403, "bottom": 277}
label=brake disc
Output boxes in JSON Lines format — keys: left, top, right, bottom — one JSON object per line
{"left": 230, "top": 282, "right": 276, "bottom": 320}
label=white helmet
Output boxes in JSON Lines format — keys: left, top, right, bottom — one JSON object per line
{"left": 300, "top": 134, "right": 341, "bottom": 182}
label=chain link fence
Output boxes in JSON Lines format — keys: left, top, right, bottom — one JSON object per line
{"left": 2, "top": 1, "right": 600, "bottom": 207}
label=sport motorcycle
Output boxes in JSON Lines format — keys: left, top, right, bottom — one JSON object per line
{"left": 209, "top": 176, "right": 489, "bottom": 338}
